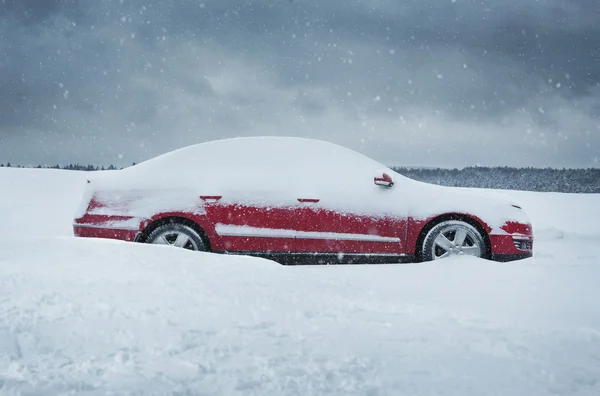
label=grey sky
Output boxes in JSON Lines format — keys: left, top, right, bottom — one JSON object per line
{"left": 0, "top": 0, "right": 598, "bottom": 168}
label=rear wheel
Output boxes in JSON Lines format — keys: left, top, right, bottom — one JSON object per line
{"left": 422, "top": 220, "right": 485, "bottom": 261}
{"left": 146, "top": 223, "right": 206, "bottom": 251}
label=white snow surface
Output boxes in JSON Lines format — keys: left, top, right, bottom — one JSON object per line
{"left": 1, "top": 167, "right": 600, "bottom": 395}
{"left": 81, "top": 137, "right": 529, "bottom": 233}
{"left": 87, "top": 189, "right": 206, "bottom": 219}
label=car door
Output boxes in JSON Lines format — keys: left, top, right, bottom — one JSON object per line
{"left": 204, "top": 196, "right": 297, "bottom": 254}
{"left": 295, "top": 191, "right": 406, "bottom": 260}
{"left": 294, "top": 166, "right": 408, "bottom": 261}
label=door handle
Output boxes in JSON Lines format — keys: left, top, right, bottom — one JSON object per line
{"left": 297, "top": 198, "right": 320, "bottom": 203}
{"left": 200, "top": 196, "right": 222, "bottom": 202}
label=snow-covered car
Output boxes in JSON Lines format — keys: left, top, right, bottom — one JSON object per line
{"left": 73, "top": 137, "right": 533, "bottom": 263}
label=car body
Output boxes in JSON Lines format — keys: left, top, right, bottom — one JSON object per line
{"left": 73, "top": 137, "right": 533, "bottom": 263}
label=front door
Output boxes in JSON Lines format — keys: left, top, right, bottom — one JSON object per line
{"left": 294, "top": 192, "right": 406, "bottom": 263}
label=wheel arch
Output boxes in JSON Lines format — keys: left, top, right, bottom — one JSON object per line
{"left": 138, "top": 215, "right": 213, "bottom": 252}
{"left": 413, "top": 213, "right": 492, "bottom": 262}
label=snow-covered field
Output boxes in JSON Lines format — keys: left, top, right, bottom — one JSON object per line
{"left": 1, "top": 167, "right": 600, "bottom": 395}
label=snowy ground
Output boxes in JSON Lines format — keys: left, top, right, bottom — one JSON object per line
{"left": 1, "top": 168, "right": 600, "bottom": 395}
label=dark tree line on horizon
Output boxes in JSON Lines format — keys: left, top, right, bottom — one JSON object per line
{"left": 392, "top": 166, "right": 600, "bottom": 194}
{"left": 1, "top": 162, "right": 599, "bottom": 193}
{"left": 0, "top": 163, "right": 132, "bottom": 171}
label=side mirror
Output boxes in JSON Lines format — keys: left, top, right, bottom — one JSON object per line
{"left": 374, "top": 172, "right": 394, "bottom": 188}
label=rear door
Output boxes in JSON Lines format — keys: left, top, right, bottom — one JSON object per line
{"left": 198, "top": 147, "right": 300, "bottom": 255}
{"left": 204, "top": 198, "right": 296, "bottom": 254}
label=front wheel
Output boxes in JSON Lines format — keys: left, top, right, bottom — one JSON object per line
{"left": 421, "top": 220, "right": 485, "bottom": 261}
{"left": 146, "top": 223, "right": 206, "bottom": 251}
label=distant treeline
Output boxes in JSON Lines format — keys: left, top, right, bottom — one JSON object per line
{"left": 0, "top": 163, "right": 131, "bottom": 171}
{"left": 392, "top": 166, "right": 600, "bottom": 194}
{"left": 1, "top": 163, "right": 599, "bottom": 193}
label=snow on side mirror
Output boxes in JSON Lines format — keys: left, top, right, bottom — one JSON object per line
{"left": 374, "top": 172, "right": 394, "bottom": 188}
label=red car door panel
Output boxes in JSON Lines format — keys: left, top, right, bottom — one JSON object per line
{"left": 294, "top": 202, "right": 405, "bottom": 255}
{"left": 205, "top": 202, "right": 295, "bottom": 253}
{"left": 334, "top": 211, "right": 405, "bottom": 254}
{"left": 294, "top": 204, "right": 339, "bottom": 253}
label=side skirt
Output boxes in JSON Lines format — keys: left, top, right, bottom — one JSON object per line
{"left": 491, "top": 253, "right": 533, "bottom": 262}
{"left": 214, "top": 251, "right": 415, "bottom": 265}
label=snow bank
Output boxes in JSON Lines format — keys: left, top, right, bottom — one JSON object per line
{"left": 1, "top": 238, "right": 599, "bottom": 395}
{"left": 506, "top": 190, "right": 600, "bottom": 239}
{"left": 1, "top": 167, "right": 600, "bottom": 395}
{"left": 0, "top": 168, "right": 90, "bottom": 237}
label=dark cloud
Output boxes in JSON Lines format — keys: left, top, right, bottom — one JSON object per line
{"left": 0, "top": 0, "right": 598, "bottom": 168}
{"left": 1, "top": 0, "right": 65, "bottom": 22}
{"left": 0, "top": 0, "right": 83, "bottom": 25}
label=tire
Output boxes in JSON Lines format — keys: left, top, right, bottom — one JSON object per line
{"left": 421, "top": 220, "right": 485, "bottom": 261}
{"left": 146, "top": 222, "right": 206, "bottom": 251}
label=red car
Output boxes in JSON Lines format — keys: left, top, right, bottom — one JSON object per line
{"left": 73, "top": 137, "right": 533, "bottom": 263}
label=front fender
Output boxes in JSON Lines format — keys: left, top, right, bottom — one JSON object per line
{"left": 405, "top": 212, "right": 492, "bottom": 255}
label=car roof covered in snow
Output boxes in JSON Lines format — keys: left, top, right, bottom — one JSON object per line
{"left": 106, "top": 136, "right": 396, "bottom": 189}
{"left": 137, "top": 136, "right": 385, "bottom": 172}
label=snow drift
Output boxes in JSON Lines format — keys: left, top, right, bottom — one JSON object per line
{"left": 1, "top": 167, "right": 600, "bottom": 395}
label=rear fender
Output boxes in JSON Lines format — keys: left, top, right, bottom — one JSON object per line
{"left": 145, "top": 212, "right": 223, "bottom": 250}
